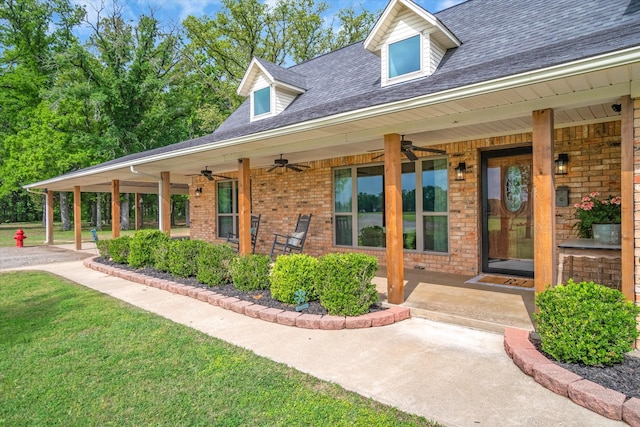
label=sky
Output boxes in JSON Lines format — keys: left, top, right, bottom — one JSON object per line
{"left": 72, "top": 0, "right": 465, "bottom": 38}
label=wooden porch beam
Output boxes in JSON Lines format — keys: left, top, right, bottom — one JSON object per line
{"left": 73, "top": 186, "right": 82, "bottom": 250}
{"left": 111, "top": 180, "right": 120, "bottom": 239}
{"left": 238, "top": 158, "right": 252, "bottom": 255}
{"left": 384, "top": 133, "right": 405, "bottom": 304}
{"left": 620, "top": 95, "right": 634, "bottom": 301}
{"left": 532, "top": 109, "right": 557, "bottom": 293}
{"left": 160, "top": 172, "right": 171, "bottom": 236}
{"left": 45, "top": 190, "right": 54, "bottom": 245}
{"left": 134, "top": 192, "right": 141, "bottom": 231}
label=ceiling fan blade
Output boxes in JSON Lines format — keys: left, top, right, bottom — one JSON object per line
{"left": 290, "top": 163, "right": 310, "bottom": 169}
{"left": 213, "top": 174, "right": 232, "bottom": 180}
{"left": 372, "top": 153, "right": 384, "bottom": 160}
{"left": 267, "top": 165, "right": 279, "bottom": 172}
{"left": 287, "top": 165, "right": 304, "bottom": 172}
{"left": 412, "top": 146, "right": 446, "bottom": 154}
{"left": 205, "top": 174, "right": 214, "bottom": 181}
{"left": 403, "top": 149, "right": 419, "bottom": 161}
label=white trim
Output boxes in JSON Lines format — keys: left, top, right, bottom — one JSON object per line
{"left": 238, "top": 58, "right": 274, "bottom": 97}
{"left": 384, "top": 33, "right": 424, "bottom": 86}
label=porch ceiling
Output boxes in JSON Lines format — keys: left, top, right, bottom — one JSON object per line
{"left": 33, "top": 61, "right": 639, "bottom": 194}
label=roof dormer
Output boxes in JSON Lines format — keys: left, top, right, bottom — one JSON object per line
{"left": 237, "top": 57, "right": 307, "bottom": 122}
{"left": 364, "top": 0, "right": 460, "bottom": 87}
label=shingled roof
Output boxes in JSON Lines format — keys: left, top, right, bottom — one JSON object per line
{"left": 47, "top": 0, "right": 640, "bottom": 174}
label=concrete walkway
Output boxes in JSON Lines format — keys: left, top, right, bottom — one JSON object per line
{"left": 1, "top": 253, "right": 625, "bottom": 426}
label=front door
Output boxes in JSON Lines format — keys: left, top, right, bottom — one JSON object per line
{"left": 481, "top": 148, "right": 534, "bottom": 277}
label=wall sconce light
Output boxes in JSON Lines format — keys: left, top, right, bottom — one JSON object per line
{"left": 555, "top": 153, "right": 569, "bottom": 175}
{"left": 611, "top": 104, "right": 622, "bottom": 113}
{"left": 194, "top": 187, "right": 203, "bottom": 197}
{"left": 454, "top": 162, "right": 466, "bottom": 181}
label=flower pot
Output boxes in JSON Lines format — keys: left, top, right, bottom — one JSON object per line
{"left": 591, "top": 223, "right": 621, "bottom": 245}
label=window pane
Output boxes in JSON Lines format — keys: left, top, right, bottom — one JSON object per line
{"left": 357, "top": 165, "right": 384, "bottom": 248}
{"left": 254, "top": 87, "right": 270, "bottom": 116}
{"left": 218, "top": 216, "right": 234, "bottom": 239}
{"left": 335, "top": 215, "right": 352, "bottom": 245}
{"left": 334, "top": 169, "right": 352, "bottom": 212}
{"left": 389, "top": 35, "right": 420, "bottom": 79}
{"left": 217, "top": 181, "right": 233, "bottom": 214}
{"left": 402, "top": 162, "right": 416, "bottom": 250}
{"left": 422, "top": 158, "right": 448, "bottom": 212}
{"left": 424, "top": 216, "right": 448, "bottom": 252}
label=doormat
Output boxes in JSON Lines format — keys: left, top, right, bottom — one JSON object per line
{"left": 467, "top": 275, "right": 534, "bottom": 288}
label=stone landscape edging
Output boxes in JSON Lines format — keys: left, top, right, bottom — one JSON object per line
{"left": 83, "top": 257, "right": 410, "bottom": 330}
{"left": 504, "top": 327, "right": 640, "bottom": 426}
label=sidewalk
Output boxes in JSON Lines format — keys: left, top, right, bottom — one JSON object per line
{"left": 4, "top": 258, "right": 625, "bottom": 427}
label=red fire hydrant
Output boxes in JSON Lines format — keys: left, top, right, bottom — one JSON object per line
{"left": 14, "top": 229, "right": 26, "bottom": 247}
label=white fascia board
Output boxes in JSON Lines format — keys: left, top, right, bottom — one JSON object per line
{"left": 237, "top": 58, "right": 274, "bottom": 96}
{"left": 26, "top": 46, "right": 640, "bottom": 189}
{"left": 274, "top": 81, "right": 306, "bottom": 94}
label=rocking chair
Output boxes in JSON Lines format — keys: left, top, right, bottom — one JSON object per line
{"left": 270, "top": 214, "right": 312, "bottom": 260}
{"left": 227, "top": 214, "right": 261, "bottom": 253}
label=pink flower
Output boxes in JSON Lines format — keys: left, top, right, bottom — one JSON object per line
{"left": 611, "top": 196, "right": 622, "bottom": 205}
{"left": 590, "top": 192, "right": 600, "bottom": 198}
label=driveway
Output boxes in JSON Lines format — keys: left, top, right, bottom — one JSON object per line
{"left": 0, "top": 245, "right": 92, "bottom": 270}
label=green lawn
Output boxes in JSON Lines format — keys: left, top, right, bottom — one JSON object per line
{"left": 0, "top": 222, "right": 188, "bottom": 247}
{"left": 0, "top": 271, "right": 439, "bottom": 426}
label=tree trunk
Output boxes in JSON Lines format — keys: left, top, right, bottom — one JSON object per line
{"left": 121, "top": 193, "right": 130, "bottom": 230}
{"left": 60, "top": 192, "right": 71, "bottom": 231}
{"left": 41, "top": 194, "right": 47, "bottom": 227}
{"left": 96, "top": 194, "right": 102, "bottom": 231}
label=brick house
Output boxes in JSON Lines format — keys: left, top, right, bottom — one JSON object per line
{"left": 26, "top": 0, "right": 640, "bottom": 309}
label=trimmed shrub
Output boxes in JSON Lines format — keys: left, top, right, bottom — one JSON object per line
{"left": 153, "top": 239, "right": 171, "bottom": 272}
{"left": 229, "top": 254, "right": 271, "bottom": 292}
{"left": 270, "top": 254, "right": 320, "bottom": 304}
{"left": 534, "top": 279, "right": 640, "bottom": 366}
{"left": 128, "top": 230, "right": 170, "bottom": 268}
{"left": 96, "top": 240, "right": 110, "bottom": 259}
{"left": 107, "top": 236, "right": 132, "bottom": 264}
{"left": 318, "top": 253, "right": 379, "bottom": 316}
{"left": 196, "top": 243, "right": 237, "bottom": 286}
{"left": 168, "top": 239, "right": 208, "bottom": 278}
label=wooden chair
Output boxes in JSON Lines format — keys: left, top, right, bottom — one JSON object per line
{"left": 270, "top": 214, "right": 312, "bottom": 260}
{"left": 227, "top": 214, "right": 261, "bottom": 253}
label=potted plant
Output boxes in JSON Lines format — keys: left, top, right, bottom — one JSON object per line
{"left": 573, "top": 192, "right": 621, "bottom": 244}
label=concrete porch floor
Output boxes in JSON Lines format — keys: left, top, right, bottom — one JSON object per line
{"left": 374, "top": 266, "right": 536, "bottom": 333}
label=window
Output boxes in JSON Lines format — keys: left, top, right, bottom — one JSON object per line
{"left": 253, "top": 86, "right": 271, "bottom": 116}
{"left": 388, "top": 35, "right": 421, "bottom": 79}
{"left": 333, "top": 159, "right": 448, "bottom": 252}
{"left": 217, "top": 180, "right": 238, "bottom": 238}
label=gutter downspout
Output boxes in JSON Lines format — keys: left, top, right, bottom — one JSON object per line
{"left": 129, "top": 166, "right": 167, "bottom": 232}
{"left": 26, "top": 187, "right": 52, "bottom": 244}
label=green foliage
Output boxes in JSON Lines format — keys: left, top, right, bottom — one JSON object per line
{"left": 196, "top": 243, "right": 237, "bottom": 286}
{"left": 318, "top": 253, "right": 379, "bottom": 316}
{"left": 152, "top": 239, "right": 171, "bottom": 272}
{"left": 168, "top": 239, "right": 207, "bottom": 278}
{"left": 107, "top": 236, "right": 131, "bottom": 264}
{"left": 96, "top": 239, "right": 109, "bottom": 259}
{"left": 270, "top": 254, "right": 320, "bottom": 304}
{"left": 128, "top": 230, "right": 170, "bottom": 268}
{"left": 534, "top": 280, "right": 640, "bottom": 366}
{"left": 229, "top": 254, "right": 271, "bottom": 292}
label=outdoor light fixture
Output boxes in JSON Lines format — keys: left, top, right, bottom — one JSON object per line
{"left": 454, "top": 162, "right": 466, "bottom": 181}
{"left": 194, "top": 187, "right": 203, "bottom": 197}
{"left": 555, "top": 153, "right": 569, "bottom": 175}
{"left": 611, "top": 104, "right": 622, "bottom": 113}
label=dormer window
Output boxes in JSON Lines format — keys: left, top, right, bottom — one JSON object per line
{"left": 388, "top": 34, "right": 421, "bottom": 79}
{"left": 253, "top": 86, "right": 271, "bottom": 117}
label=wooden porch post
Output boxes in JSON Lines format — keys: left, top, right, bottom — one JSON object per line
{"left": 73, "top": 186, "right": 82, "bottom": 250}
{"left": 111, "top": 180, "right": 120, "bottom": 238}
{"left": 620, "top": 95, "right": 634, "bottom": 301}
{"left": 134, "top": 192, "right": 141, "bottom": 231}
{"left": 532, "top": 109, "right": 557, "bottom": 293}
{"left": 45, "top": 190, "right": 54, "bottom": 245}
{"left": 384, "top": 133, "right": 405, "bottom": 304}
{"left": 238, "top": 158, "right": 252, "bottom": 255}
{"left": 160, "top": 172, "right": 171, "bottom": 236}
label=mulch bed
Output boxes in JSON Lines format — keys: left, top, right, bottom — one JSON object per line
{"left": 530, "top": 333, "right": 640, "bottom": 399}
{"left": 95, "top": 258, "right": 386, "bottom": 316}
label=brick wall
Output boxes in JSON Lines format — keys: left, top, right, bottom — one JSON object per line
{"left": 189, "top": 121, "right": 622, "bottom": 281}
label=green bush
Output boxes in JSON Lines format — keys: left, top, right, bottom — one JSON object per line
{"left": 96, "top": 239, "right": 110, "bottom": 259}
{"left": 128, "top": 230, "right": 170, "bottom": 268}
{"left": 107, "top": 236, "right": 132, "bottom": 264}
{"left": 196, "top": 243, "right": 237, "bottom": 286}
{"left": 153, "top": 239, "right": 171, "bottom": 272}
{"left": 534, "top": 279, "right": 640, "bottom": 366}
{"left": 229, "top": 254, "right": 271, "bottom": 292}
{"left": 318, "top": 253, "right": 379, "bottom": 316}
{"left": 168, "top": 239, "right": 208, "bottom": 278}
{"left": 270, "top": 254, "right": 320, "bottom": 304}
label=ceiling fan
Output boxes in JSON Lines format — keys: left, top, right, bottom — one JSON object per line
{"left": 267, "top": 154, "right": 310, "bottom": 173}
{"left": 187, "top": 166, "right": 231, "bottom": 181}
{"left": 372, "top": 135, "right": 446, "bottom": 161}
